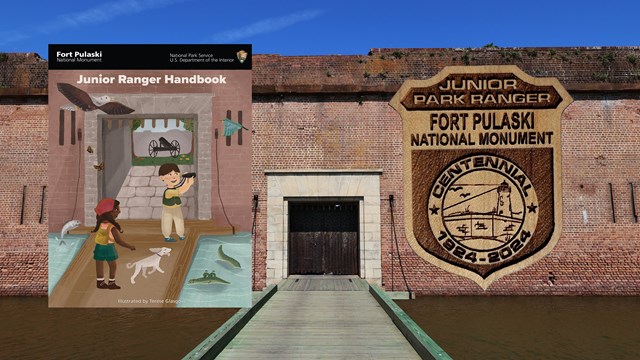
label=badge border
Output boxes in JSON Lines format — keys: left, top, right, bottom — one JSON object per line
{"left": 390, "top": 65, "right": 573, "bottom": 289}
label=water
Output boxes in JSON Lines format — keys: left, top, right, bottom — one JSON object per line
{"left": 0, "top": 297, "right": 236, "bottom": 359}
{"left": 178, "top": 233, "right": 252, "bottom": 308}
{"left": 47, "top": 233, "right": 88, "bottom": 294}
{"left": 397, "top": 296, "right": 640, "bottom": 360}
{"left": 3, "top": 292, "right": 638, "bottom": 358}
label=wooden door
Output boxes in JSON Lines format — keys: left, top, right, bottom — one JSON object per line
{"left": 288, "top": 201, "right": 359, "bottom": 275}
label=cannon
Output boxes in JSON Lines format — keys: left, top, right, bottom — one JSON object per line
{"left": 148, "top": 137, "right": 180, "bottom": 158}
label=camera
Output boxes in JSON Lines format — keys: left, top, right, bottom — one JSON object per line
{"left": 176, "top": 172, "right": 197, "bottom": 187}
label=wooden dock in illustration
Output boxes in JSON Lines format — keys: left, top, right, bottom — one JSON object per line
{"left": 49, "top": 220, "right": 232, "bottom": 308}
{"left": 185, "top": 276, "right": 451, "bottom": 359}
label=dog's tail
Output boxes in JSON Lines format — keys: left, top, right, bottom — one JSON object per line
{"left": 126, "top": 262, "right": 134, "bottom": 269}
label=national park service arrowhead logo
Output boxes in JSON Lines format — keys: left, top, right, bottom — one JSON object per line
{"left": 389, "top": 66, "right": 572, "bottom": 289}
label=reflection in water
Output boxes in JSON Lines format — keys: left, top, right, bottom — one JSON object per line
{"left": 0, "top": 297, "right": 236, "bottom": 359}
{"left": 397, "top": 296, "right": 640, "bottom": 360}
{"left": 3, "top": 296, "right": 639, "bottom": 359}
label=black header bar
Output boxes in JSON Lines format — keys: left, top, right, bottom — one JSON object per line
{"left": 49, "top": 44, "right": 252, "bottom": 70}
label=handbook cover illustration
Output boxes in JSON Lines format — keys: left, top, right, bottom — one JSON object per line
{"left": 47, "top": 45, "right": 253, "bottom": 308}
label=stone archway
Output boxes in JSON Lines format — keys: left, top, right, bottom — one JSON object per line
{"left": 265, "top": 169, "right": 382, "bottom": 286}
{"left": 84, "top": 94, "right": 213, "bottom": 224}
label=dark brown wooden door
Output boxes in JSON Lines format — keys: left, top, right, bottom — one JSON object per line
{"left": 289, "top": 202, "right": 359, "bottom": 275}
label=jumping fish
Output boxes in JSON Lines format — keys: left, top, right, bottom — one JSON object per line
{"left": 61, "top": 220, "right": 81, "bottom": 239}
{"left": 218, "top": 245, "right": 241, "bottom": 268}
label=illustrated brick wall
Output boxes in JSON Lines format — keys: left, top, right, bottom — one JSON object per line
{"left": 47, "top": 70, "right": 253, "bottom": 233}
{"left": 46, "top": 73, "right": 86, "bottom": 234}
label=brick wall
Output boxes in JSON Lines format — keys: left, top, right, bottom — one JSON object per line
{"left": 251, "top": 93, "right": 640, "bottom": 294}
{"left": 47, "top": 73, "right": 86, "bottom": 233}
{"left": 2, "top": 48, "right": 640, "bottom": 295}
{"left": 47, "top": 70, "right": 253, "bottom": 233}
{"left": 247, "top": 47, "right": 640, "bottom": 294}
{"left": 0, "top": 99, "right": 48, "bottom": 295}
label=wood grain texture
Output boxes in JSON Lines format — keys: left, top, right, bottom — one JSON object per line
{"left": 216, "top": 289, "right": 420, "bottom": 359}
{"left": 48, "top": 220, "right": 232, "bottom": 307}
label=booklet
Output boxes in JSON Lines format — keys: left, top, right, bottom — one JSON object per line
{"left": 48, "top": 44, "right": 253, "bottom": 308}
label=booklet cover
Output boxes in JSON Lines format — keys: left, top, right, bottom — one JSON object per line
{"left": 47, "top": 45, "right": 253, "bottom": 308}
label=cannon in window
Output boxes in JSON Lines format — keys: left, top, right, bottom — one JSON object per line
{"left": 148, "top": 137, "right": 180, "bottom": 158}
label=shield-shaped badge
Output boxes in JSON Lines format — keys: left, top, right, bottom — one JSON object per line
{"left": 237, "top": 50, "right": 248, "bottom": 64}
{"left": 390, "top": 66, "right": 572, "bottom": 289}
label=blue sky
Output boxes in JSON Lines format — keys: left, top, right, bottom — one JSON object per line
{"left": 2, "top": 0, "right": 638, "bottom": 59}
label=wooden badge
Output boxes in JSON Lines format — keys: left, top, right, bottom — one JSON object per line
{"left": 390, "top": 66, "right": 572, "bottom": 289}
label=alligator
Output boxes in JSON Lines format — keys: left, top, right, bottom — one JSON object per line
{"left": 187, "top": 270, "right": 230, "bottom": 285}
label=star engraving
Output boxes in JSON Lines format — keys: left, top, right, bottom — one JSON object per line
{"left": 527, "top": 203, "right": 538, "bottom": 213}
{"left": 429, "top": 204, "right": 440, "bottom": 215}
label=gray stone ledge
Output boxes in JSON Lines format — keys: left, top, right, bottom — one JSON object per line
{"left": 265, "top": 169, "right": 383, "bottom": 175}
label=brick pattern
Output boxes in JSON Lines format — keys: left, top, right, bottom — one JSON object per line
{"left": 0, "top": 100, "right": 48, "bottom": 295}
{"left": 0, "top": 252, "right": 48, "bottom": 295}
{"left": 2, "top": 49, "right": 640, "bottom": 295}
{"left": 251, "top": 94, "right": 640, "bottom": 294}
{"left": 0, "top": 53, "right": 47, "bottom": 89}
{"left": 44, "top": 70, "right": 253, "bottom": 231}
{"left": 252, "top": 48, "right": 640, "bottom": 91}
{"left": 251, "top": 95, "right": 404, "bottom": 290}
{"left": 1, "top": 69, "right": 252, "bottom": 295}
{"left": 4, "top": 48, "right": 640, "bottom": 95}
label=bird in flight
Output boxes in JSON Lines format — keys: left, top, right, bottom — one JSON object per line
{"left": 57, "top": 83, "right": 135, "bottom": 115}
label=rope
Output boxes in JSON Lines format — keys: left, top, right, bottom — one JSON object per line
{"left": 215, "top": 133, "right": 235, "bottom": 234}
{"left": 389, "top": 196, "right": 411, "bottom": 294}
{"left": 71, "top": 116, "right": 81, "bottom": 221}
{"left": 251, "top": 195, "right": 258, "bottom": 289}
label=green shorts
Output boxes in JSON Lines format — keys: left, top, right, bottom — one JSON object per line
{"left": 93, "top": 243, "right": 118, "bottom": 261}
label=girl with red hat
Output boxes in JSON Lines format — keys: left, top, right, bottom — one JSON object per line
{"left": 92, "top": 198, "right": 136, "bottom": 289}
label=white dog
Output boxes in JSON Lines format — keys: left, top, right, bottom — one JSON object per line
{"left": 126, "top": 247, "right": 172, "bottom": 284}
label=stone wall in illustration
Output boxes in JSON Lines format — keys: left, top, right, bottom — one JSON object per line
{"left": 116, "top": 165, "right": 196, "bottom": 220}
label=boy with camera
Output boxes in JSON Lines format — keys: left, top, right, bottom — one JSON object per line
{"left": 158, "top": 163, "right": 195, "bottom": 242}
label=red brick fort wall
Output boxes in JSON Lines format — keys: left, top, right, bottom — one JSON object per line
{"left": 1, "top": 48, "right": 640, "bottom": 295}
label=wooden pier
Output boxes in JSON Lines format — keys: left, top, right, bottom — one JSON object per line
{"left": 49, "top": 220, "right": 232, "bottom": 308}
{"left": 186, "top": 276, "right": 451, "bottom": 359}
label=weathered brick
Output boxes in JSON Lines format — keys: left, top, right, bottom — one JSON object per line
{"left": 2, "top": 48, "right": 640, "bottom": 295}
